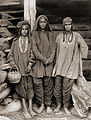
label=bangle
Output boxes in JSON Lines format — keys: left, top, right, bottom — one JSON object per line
{"left": 29, "top": 63, "right": 32, "bottom": 66}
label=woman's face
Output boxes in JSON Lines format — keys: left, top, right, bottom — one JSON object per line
{"left": 39, "top": 18, "right": 47, "bottom": 30}
{"left": 64, "top": 22, "right": 72, "bottom": 32}
{"left": 21, "top": 25, "right": 29, "bottom": 36}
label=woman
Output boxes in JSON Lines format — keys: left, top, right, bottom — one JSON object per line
{"left": 7, "top": 21, "right": 36, "bottom": 118}
{"left": 32, "top": 15, "right": 56, "bottom": 113}
{"left": 53, "top": 17, "right": 88, "bottom": 115}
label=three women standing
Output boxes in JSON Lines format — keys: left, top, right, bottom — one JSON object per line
{"left": 8, "top": 15, "right": 88, "bottom": 117}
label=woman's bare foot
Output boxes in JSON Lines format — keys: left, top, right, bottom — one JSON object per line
{"left": 22, "top": 110, "right": 31, "bottom": 119}
{"left": 29, "top": 99, "right": 36, "bottom": 117}
{"left": 47, "top": 106, "right": 53, "bottom": 114}
{"left": 54, "top": 104, "right": 61, "bottom": 113}
{"left": 64, "top": 107, "right": 71, "bottom": 115}
{"left": 22, "top": 98, "right": 31, "bottom": 118}
{"left": 36, "top": 103, "right": 44, "bottom": 113}
{"left": 30, "top": 109, "right": 36, "bottom": 117}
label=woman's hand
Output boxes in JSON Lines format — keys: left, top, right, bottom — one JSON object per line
{"left": 9, "top": 61, "right": 18, "bottom": 70}
{"left": 25, "top": 64, "right": 32, "bottom": 73}
{"left": 12, "top": 65, "right": 19, "bottom": 71}
{"left": 44, "top": 59, "right": 50, "bottom": 66}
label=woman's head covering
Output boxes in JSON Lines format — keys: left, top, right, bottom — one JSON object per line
{"left": 17, "top": 20, "right": 30, "bottom": 29}
{"left": 63, "top": 17, "right": 73, "bottom": 35}
{"left": 63, "top": 17, "right": 72, "bottom": 26}
{"left": 17, "top": 20, "right": 31, "bottom": 36}
{"left": 33, "top": 15, "right": 52, "bottom": 31}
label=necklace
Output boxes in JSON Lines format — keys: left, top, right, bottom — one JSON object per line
{"left": 63, "top": 32, "right": 73, "bottom": 42}
{"left": 19, "top": 36, "right": 28, "bottom": 53}
{"left": 67, "top": 33, "right": 73, "bottom": 42}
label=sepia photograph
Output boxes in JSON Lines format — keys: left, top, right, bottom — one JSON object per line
{"left": 0, "top": 0, "right": 91, "bottom": 120}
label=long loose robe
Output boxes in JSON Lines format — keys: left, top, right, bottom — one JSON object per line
{"left": 8, "top": 37, "right": 34, "bottom": 76}
{"left": 7, "top": 37, "right": 35, "bottom": 100}
{"left": 53, "top": 31, "right": 88, "bottom": 107}
{"left": 32, "top": 30, "right": 55, "bottom": 105}
{"left": 53, "top": 32, "right": 88, "bottom": 79}
{"left": 32, "top": 31, "right": 56, "bottom": 78}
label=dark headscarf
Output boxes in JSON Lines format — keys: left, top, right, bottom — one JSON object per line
{"left": 33, "top": 15, "right": 52, "bottom": 31}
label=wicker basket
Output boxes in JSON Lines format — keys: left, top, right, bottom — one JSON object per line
{"left": 8, "top": 67, "right": 21, "bottom": 83}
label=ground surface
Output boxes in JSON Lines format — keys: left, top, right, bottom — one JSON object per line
{"left": 0, "top": 107, "right": 91, "bottom": 120}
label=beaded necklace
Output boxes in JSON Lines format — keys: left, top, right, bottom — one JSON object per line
{"left": 19, "top": 36, "right": 28, "bottom": 53}
{"left": 63, "top": 32, "right": 73, "bottom": 42}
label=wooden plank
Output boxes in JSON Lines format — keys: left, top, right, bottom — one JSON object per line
{"left": 85, "top": 39, "right": 91, "bottom": 45}
{"left": 76, "top": 31, "right": 91, "bottom": 39}
{"left": 0, "top": 4, "right": 22, "bottom": 12}
{"left": 0, "top": 10, "right": 23, "bottom": 14}
{"left": 84, "top": 39, "right": 91, "bottom": 50}
{"left": 0, "top": 0, "right": 19, "bottom": 6}
{"left": 53, "top": 31, "right": 91, "bottom": 39}
{"left": 6, "top": 17, "right": 23, "bottom": 21}
{"left": 87, "top": 50, "right": 91, "bottom": 60}
{"left": 50, "top": 24, "right": 91, "bottom": 31}
{"left": 82, "top": 60, "right": 91, "bottom": 70}
{"left": 47, "top": 15, "right": 91, "bottom": 24}
{"left": 0, "top": 11, "right": 23, "bottom": 20}
{"left": 83, "top": 69, "right": 91, "bottom": 81}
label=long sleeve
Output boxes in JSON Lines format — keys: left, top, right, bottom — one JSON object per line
{"left": 32, "top": 32, "right": 47, "bottom": 63}
{"left": 77, "top": 33, "right": 88, "bottom": 59}
{"left": 54, "top": 35, "right": 60, "bottom": 63}
{"left": 28, "top": 50, "right": 35, "bottom": 66}
{"left": 47, "top": 34, "right": 56, "bottom": 63}
{"left": 7, "top": 41, "right": 16, "bottom": 65}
